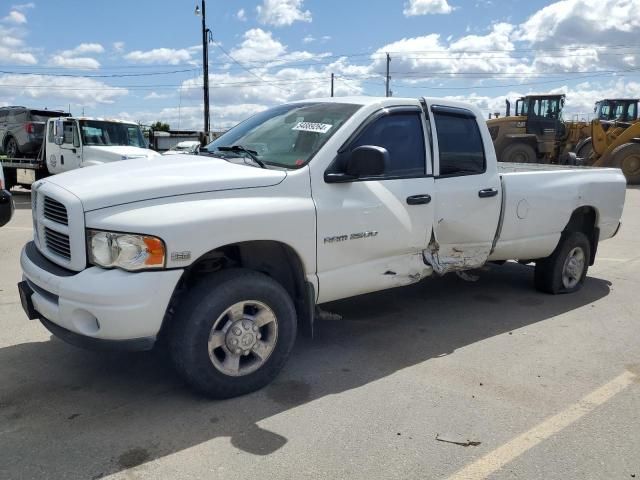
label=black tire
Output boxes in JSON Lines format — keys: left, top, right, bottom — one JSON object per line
{"left": 610, "top": 143, "right": 640, "bottom": 185}
{"left": 501, "top": 143, "right": 537, "bottom": 163}
{"left": 4, "top": 168, "right": 17, "bottom": 191}
{"left": 5, "top": 137, "right": 20, "bottom": 158}
{"left": 576, "top": 139, "right": 593, "bottom": 163}
{"left": 534, "top": 232, "right": 591, "bottom": 294}
{"left": 169, "top": 269, "right": 297, "bottom": 398}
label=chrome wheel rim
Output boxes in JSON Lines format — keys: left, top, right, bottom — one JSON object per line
{"left": 561, "top": 247, "right": 585, "bottom": 289}
{"left": 208, "top": 300, "right": 278, "bottom": 377}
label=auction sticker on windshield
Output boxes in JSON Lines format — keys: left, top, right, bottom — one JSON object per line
{"left": 293, "top": 122, "right": 333, "bottom": 134}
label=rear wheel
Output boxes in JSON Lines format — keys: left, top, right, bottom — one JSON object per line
{"left": 501, "top": 143, "right": 537, "bottom": 163}
{"left": 169, "top": 269, "right": 297, "bottom": 398}
{"left": 610, "top": 143, "right": 640, "bottom": 185}
{"left": 534, "top": 232, "right": 591, "bottom": 294}
{"left": 3, "top": 168, "right": 16, "bottom": 191}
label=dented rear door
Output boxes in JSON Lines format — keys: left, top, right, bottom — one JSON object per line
{"left": 425, "top": 103, "right": 502, "bottom": 274}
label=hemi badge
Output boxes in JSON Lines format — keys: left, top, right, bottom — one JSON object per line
{"left": 171, "top": 251, "right": 191, "bottom": 261}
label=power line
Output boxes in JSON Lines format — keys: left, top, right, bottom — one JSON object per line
{"left": 0, "top": 68, "right": 200, "bottom": 78}
{"left": 213, "top": 41, "right": 292, "bottom": 93}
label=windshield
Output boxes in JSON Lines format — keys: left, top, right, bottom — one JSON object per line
{"left": 202, "top": 102, "right": 361, "bottom": 168}
{"left": 79, "top": 120, "right": 147, "bottom": 148}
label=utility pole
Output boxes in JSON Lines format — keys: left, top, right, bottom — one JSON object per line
{"left": 385, "top": 53, "right": 391, "bottom": 97}
{"left": 331, "top": 73, "right": 334, "bottom": 97}
{"left": 196, "top": 1, "right": 211, "bottom": 138}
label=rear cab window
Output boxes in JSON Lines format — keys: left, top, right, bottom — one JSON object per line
{"left": 431, "top": 106, "right": 486, "bottom": 177}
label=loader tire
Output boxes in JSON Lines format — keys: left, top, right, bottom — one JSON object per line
{"left": 610, "top": 143, "right": 640, "bottom": 185}
{"left": 576, "top": 139, "right": 594, "bottom": 164}
{"left": 501, "top": 143, "right": 536, "bottom": 164}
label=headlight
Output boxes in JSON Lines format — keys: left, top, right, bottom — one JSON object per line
{"left": 87, "top": 230, "right": 166, "bottom": 271}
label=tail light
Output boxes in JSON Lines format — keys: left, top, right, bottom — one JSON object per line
{"left": 25, "top": 122, "right": 35, "bottom": 134}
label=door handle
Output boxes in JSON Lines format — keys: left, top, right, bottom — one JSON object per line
{"left": 478, "top": 188, "right": 498, "bottom": 198}
{"left": 406, "top": 194, "right": 432, "bottom": 205}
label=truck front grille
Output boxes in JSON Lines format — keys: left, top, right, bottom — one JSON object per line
{"left": 44, "top": 227, "right": 71, "bottom": 260}
{"left": 43, "top": 196, "right": 68, "bottom": 226}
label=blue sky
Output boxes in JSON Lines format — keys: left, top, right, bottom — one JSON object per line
{"left": 1, "top": 0, "right": 639, "bottom": 130}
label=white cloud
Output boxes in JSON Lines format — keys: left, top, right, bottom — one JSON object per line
{"left": 0, "top": 16, "right": 36, "bottom": 64}
{"left": 403, "top": 0, "right": 454, "bottom": 16}
{"left": 113, "top": 41, "right": 125, "bottom": 52}
{"left": 144, "top": 91, "right": 173, "bottom": 100}
{"left": 0, "top": 74, "right": 128, "bottom": 105}
{"left": 47, "top": 43, "right": 104, "bottom": 70}
{"left": 3, "top": 10, "right": 27, "bottom": 24}
{"left": 49, "top": 55, "right": 101, "bottom": 69}
{"left": 371, "top": 23, "right": 530, "bottom": 83}
{"left": 7, "top": 51, "right": 36, "bottom": 64}
{"left": 118, "top": 104, "right": 268, "bottom": 131}
{"left": 302, "top": 35, "right": 331, "bottom": 44}
{"left": 62, "top": 42, "right": 104, "bottom": 56}
{"left": 11, "top": 3, "right": 35, "bottom": 11}
{"left": 517, "top": 0, "right": 640, "bottom": 47}
{"left": 257, "top": 0, "right": 311, "bottom": 27}
{"left": 229, "top": 29, "right": 287, "bottom": 63}
{"left": 124, "top": 47, "right": 192, "bottom": 65}
{"left": 236, "top": 8, "right": 247, "bottom": 21}
{"left": 514, "top": 0, "right": 640, "bottom": 73}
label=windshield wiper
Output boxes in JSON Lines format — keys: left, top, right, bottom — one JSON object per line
{"left": 217, "top": 145, "right": 266, "bottom": 169}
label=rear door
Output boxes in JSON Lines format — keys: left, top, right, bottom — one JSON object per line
{"left": 425, "top": 102, "right": 502, "bottom": 273}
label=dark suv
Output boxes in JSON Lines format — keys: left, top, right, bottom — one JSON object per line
{"left": 0, "top": 107, "right": 70, "bottom": 158}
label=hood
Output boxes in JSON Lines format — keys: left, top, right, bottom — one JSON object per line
{"left": 82, "top": 145, "right": 160, "bottom": 166}
{"left": 45, "top": 154, "right": 287, "bottom": 211}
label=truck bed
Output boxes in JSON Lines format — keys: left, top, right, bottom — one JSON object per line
{"left": 490, "top": 164, "right": 626, "bottom": 263}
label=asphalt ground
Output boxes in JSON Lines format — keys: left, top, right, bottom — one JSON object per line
{"left": 0, "top": 187, "right": 638, "bottom": 480}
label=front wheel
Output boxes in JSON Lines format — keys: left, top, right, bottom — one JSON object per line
{"left": 169, "top": 269, "right": 297, "bottom": 398}
{"left": 534, "top": 232, "right": 591, "bottom": 294}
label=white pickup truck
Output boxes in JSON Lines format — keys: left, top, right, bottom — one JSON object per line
{"left": 18, "top": 97, "right": 626, "bottom": 398}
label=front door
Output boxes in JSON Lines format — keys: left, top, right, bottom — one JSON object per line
{"left": 312, "top": 106, "right": 435, "bottom": 303}
{"left": 426, "top": 103, "right": 501, "bottom": 274}
{"left": 47, "top": 120, "right": 82, "bottom": 174}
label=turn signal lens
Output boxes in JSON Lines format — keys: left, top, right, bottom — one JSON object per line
{"left": 143, "top": 236, "right": 165, "bottom": 266}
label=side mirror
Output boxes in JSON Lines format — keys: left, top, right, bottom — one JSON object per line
{"left": 325, "top": 145, "right": 388, "bottom": 183}
{"left": 54, "top": 136, "right": 64, "bottom": 146}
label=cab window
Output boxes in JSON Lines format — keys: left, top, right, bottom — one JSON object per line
{"left": 433, "top": 108, "right": 486, "bottom": 177}
{"left": 348, "top": 112, "right": 426, "bottom": 178}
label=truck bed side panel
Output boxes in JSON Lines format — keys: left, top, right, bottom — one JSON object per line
{"left": 489, "top": 168, "right": 626, "bottom": 261}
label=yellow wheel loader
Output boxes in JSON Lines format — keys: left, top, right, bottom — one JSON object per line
{"left": 588, "top": 120, "right": 640, "bottom": 184}
{"left": 487, "top": 94, "right": 587, "bottom": 165}
{"left": 574, "top": 98, "right": 639, "bottom": 159}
